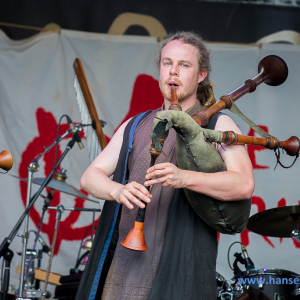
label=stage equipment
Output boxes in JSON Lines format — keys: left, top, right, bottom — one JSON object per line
{"left": 11, "top": 169, "right": 99, "bottom": 203}
{"left": 0, "top": 150, "right": 13, "bottom": 172}
{"left": 77, "top": 208, "right": 97, "bottom": 266}
{"left": 73, "top": 58, "right": 107, "bottom": 163}
{"left": 226, "top": 240, "right": 300, "bottom": 299}
{"left": 234, "top": 268, "right": 300, "bottom": 300}
{"left": 42, "top": 206, "right": 101, "bottom": 300}
{"left": 148, "top": 55, "right": 298, "bottom": 236}
{"left": 0, "top": 120, "right": 86, "bottom": 300}
{"left": 16, "top": 264, "right": 62, "bottom": 286}
{"left": 81, "top": 239, "right": 93, "bottom": 250}
{"left": 247, "top": 205, "right": 300, "bottom": 241}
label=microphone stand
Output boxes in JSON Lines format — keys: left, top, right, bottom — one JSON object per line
{"left": 0, "top": 130, "right": 78, "bottom": 300}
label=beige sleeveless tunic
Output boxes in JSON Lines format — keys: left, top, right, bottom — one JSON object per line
{"left": 102, "top": 102, "right": 204, "bottom": 300}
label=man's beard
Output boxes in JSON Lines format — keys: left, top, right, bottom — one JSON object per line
{"left": 160, "top": 79, "right": 199, "bottom": 102}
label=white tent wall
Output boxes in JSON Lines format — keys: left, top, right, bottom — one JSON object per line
{"left": 0, "top": 28, "right": 299, "bottom": 293}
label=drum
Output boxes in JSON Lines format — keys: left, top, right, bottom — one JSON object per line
{"left": 217, "top": 272, "right": 235, "bottom": 300}
{"left": 217, "top": 272, "right": 227, "bottom": 298}
{"left": 234, "top": 268, "right": 300, "bottom": 300}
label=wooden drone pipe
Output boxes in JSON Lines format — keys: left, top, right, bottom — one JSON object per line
{"left": 221, "top": 132, "right": 300, "bottom": 156}
{"left": 192, "top": 55, "right": 288, "bottom": 127}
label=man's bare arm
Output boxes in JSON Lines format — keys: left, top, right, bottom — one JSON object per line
{"left": 80, "top": 119, "right": 152, "bottom": 209}
{"left": 145, "top": 114, "right": 255, "bottom": 201}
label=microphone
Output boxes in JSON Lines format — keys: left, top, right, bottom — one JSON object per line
{"left": 38, "top": 235, "right": 51, "bottom": 256}
{"left": 241, "top": 244, "right": 255, "bottom": 270}
{"left": 66, "top": 116, "right": 84, "bottom": 149}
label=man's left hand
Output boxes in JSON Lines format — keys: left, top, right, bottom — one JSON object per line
{"left": 145, "top": 162, "right": 185, "bottom": 189}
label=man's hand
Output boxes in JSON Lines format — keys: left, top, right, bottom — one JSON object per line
{"left": 112, "top": 181, "right": 152, "bottom": 210}
{"left": 145, "top": 162, "right": 185, "bottom": 189}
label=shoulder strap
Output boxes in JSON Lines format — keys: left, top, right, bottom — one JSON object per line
{"left": 121, "top": 111, "right": 152, "bottom": 184}
{"left": 76, "top": 111, "right": 152, "bottom": 300}
{"left": 205, "top": 112, "right": 224, "bottom": 130}
{"left": 90, "top": 110, "right": 153, "bottom": 299}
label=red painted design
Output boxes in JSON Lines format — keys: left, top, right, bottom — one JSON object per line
{"left": 19, "top": 108, "right": 99, "bottom": 255}
{"left": 246, "top": 126, "right": 270, "bottom": 170}
{"left": 116, "top": 74, "right": 163, "bottom": 131}
{"left": 241, "top": 196, "right": 274, "bottom": 248}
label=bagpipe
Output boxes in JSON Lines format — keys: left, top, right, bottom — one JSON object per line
{"left": 121, "top": 55, "right": 300, "bottom": 251}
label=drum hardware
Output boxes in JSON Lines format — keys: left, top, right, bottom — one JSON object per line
{"left": 15, "top": 249, "right": 52, "bottom": 299}
{"left": 226, "top": 239, "right": 300, "bottom": 299}
{"left": 74, "top": 208, "right": 97, "bottom": 269}
{"left": 80, "top": 238, "right": 92, "bottom": 264}
{"left": 244, "top": 207, "right": 300, "bottom": 299}
{"left": 19, "top": 191, "right": 55, "bottom": 294}
{"left": 81, "top": 239, "right": 93, "bottom": 250}
{"left": 16, "top": 249, "right": 37, "bottom": 287}
{"left": 0, "top": 124, "right": 85, "bottom": 300}
{"left": 79, "top": 254, "right": 89, "bottom": 265}
{"left": 81, "top": 208, "right": 96, "bottom": 251}
{"left": 247, "top": 205, "right": 300, "bottom": 241}
{"left": 78, "top": 236, "right": 92, "bottom": 265}
{"left": 233, "top": 268, "right": 300, "bottom": 300}
{"left": 216, "top": 272, "right": 230, "bottom": 299}
{"left": 41, "top": 205, "right": 65, "bottom": 300}
{"left": 42, "top": 206, "right": 101, "bottom": 299}
{"left": 216, "top": 272, "right": 244, "bottom": 300}
{"left": 10, "top": 169, "right": 99, "bottom": 204}
{"left": 291, "top": 229, "right": 300, "bottom": 243}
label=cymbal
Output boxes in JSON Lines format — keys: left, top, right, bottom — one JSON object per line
{"left": 10, "top": 172, "right": 99, "bottom": 204}
{"left": 247, "top": 205, "right": 300, "bottom": 238}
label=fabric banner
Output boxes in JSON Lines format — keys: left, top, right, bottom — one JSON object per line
{"left": 0, "top": 28, "right": 299, "bottom": 294}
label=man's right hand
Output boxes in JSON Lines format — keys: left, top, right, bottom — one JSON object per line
{"left": 81, "top": 120, "right": 153, "bottom": 209}
{"left": 112, "top": 181, "right": 152, "bottom": 209}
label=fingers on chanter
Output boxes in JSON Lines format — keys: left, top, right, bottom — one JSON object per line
{"left": 120, "top": 192, "right": 144, "bottom": 209}
{"left": 122, "top": 183, "right": 151, "bottom": 209}
{"left": 147, "top": 163, "right": 166, "bottom": 174}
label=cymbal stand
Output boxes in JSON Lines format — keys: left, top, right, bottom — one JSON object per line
{"left": 42, "top": 206, "right": 101, "bottom": 300}
{"left": 42, "top": 205, "right": 64, "bottom": 300}
{"left": 18, "top": 127, "right": 74, "bottom": 299}
{"left": 23, "top": 190, "right": 54, "bottom": 287}
{"left": 291, "top": 215, "right": 300, "bottom": 243}
{"left": 91, "top": 209, "right": 95, "bottom": 240}
{"left": 292, "top": 229, "right": 300, "bottom": 242}
{"left": 0, "top": 131, "right": 78, "bottom": 300}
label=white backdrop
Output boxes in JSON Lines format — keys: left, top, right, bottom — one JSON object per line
{"left": 0, "top": 28, "right": 299, "bottom": 293}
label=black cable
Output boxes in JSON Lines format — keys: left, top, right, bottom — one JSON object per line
{"left": 75, "top": 250, "right": 90, "bottom": 269}
{"left": 227, "top": 241, "right": 243, "bottom": 270}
